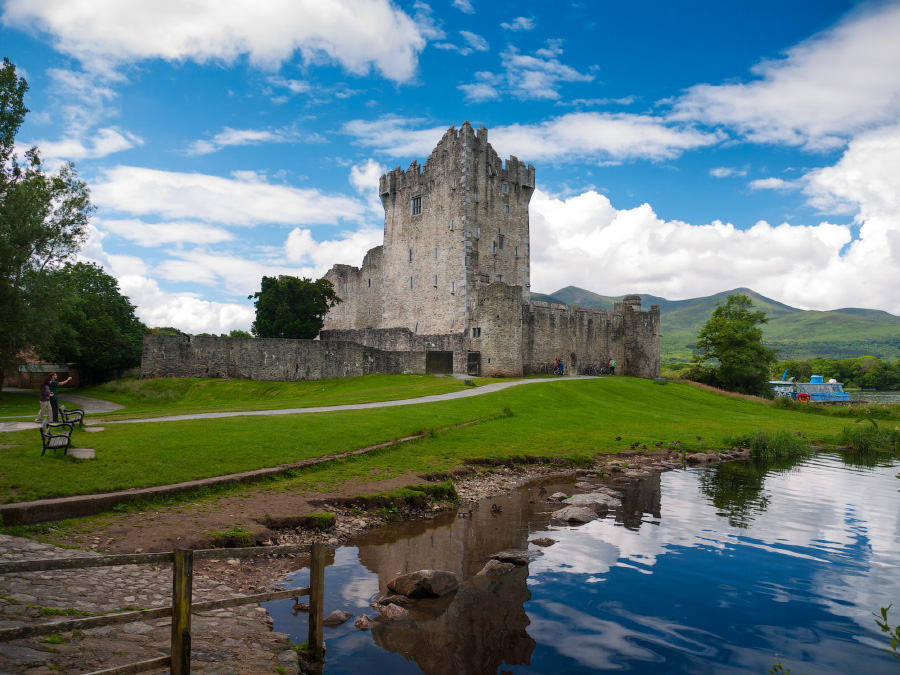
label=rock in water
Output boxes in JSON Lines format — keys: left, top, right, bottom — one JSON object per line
{"left": 563, "top": 493, "right": 621, "bottom": 512}
{"left": 377, "top": 603, "right": 410, "bottom": 620}
{"left": 387, "top": 570, "right": 460, "bottom": 598}
{"left": 550, "top": 492, "right": 569, "bottom": 501}
{"left": 489, "top": 549, "right": 544, "bottom": 566}
{"left": 551, "top": 506, "right": 598, "bottom": 524}
{"left": 354, "top": 614, "right": 373, "bottom": 631}
{"left": 476, "top": 559, "right": 516, "bottom": 576}
{"left": 323, "top": 610, "right": 353, "bottom": 627}
{"left": 529, "top": 537, "right": 557, "bottom": 547}
{"left": 376, "top": 594, "right": 410, "bottom": 606}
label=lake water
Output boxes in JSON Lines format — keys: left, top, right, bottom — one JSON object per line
{"left": 267, "top": 452, "right": 900, "bottom": 674}
{"left": 849, "top": 391, "right": 900, "bottom": 404}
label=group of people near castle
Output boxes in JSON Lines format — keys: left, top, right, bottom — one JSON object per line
{"left": 554, "top": 358, "right": 615, "bottom": 375}
{"left": 35, "top": 372, "right": 72, "bottom": 425}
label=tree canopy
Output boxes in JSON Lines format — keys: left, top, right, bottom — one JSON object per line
{"left": 41, "top": 263, "right": 146, "bottom": 383}
{"left": 0, "top": 58, "right": 93, "bottom": 394}
{"left": 689, "top": 294, "right": 778, "bottom": 397}
{"left": 250, "top": 276, "right": 340, "bottom": 339}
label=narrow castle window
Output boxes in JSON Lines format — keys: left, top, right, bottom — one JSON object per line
{"left": 367, "top": 278, "right": 371, "bottom": 287}
{"left": 501, "top": 182, "right": 509, "bottom": 194}
{"left": 409, "top": 276, "right": 413, "bottom": 290}
{"left": 491, "top": 240, "right": 497, "bottom": 254}
{"left": 450, "top": 219, "right": 455, "bottom": 231}
{"left": 451, "top": 317, "right": 456, "bottom": 330}
{"left": 433, "top": 274, "right": 438, "bottom": 287}
{"left": 414, "top": 321, "right": 419, "bottom": 333}
{"left": 474, "top": 190, "right": 479, "bottom": 203}
{"left": 409, "top": 248, "right": 413, "bottom": 262}
{"left": 411, "top": 195, "right": 422, "bottom": 216}
{"left": 514, "top": 246, "right": 519, "bottom": 258}
{"left": 496, "top": 274, "right": 504, "bottom": 282}
{"left": 498, "top": 234, "right": 505, "bottom": 249}
{"left": 343, "top": 282, "right": 348, "bottom": 293}
{"left": 450, "top": 281, "right": 456, "bottom": 294}
{"left": 475, "top": 227, "right": 481, "bottom": 239}
{"left": 471, "top": 327, "right": 481, "bottom": 338}
{"left": 503, "top": 204, "right": 510, "bottom": 215}
{"left": 433, "top": 247, "right": 438, "bottom": 258}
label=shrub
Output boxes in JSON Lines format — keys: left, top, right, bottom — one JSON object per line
{"left": 210, "top": 525, "right": 253, "bottom": 548}
{"left": 726, "top": 430, "right": 811, "bottom": 460}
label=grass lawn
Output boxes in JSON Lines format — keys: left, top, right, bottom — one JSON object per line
{"left": 0, "top": 378, "right": 856, "bottom": 503}
{"left": 0, "top": 392, "right": 43, "bottom": 420}
{"left": 75, "top": 374, "right": 507, "bottom": 420}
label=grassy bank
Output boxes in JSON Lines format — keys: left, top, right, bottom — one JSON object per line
{"left": 0, "top": 377, "right": 854, "bottom": 504}
{"left": 77, "top": 374, "right": 495, "bottom": 420}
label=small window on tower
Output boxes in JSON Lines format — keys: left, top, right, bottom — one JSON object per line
{"left": 514, "top": 246, "right": 519, "bottom": 258}
{"left": 501, "top": 182, "right": 509, "bottom": 194}
{"left": 471, "top": 327, "right": 481, "bottom": 338}
{"left": 450, "top": 219, "right": 455, "bottom": 230}
{"left": 498, "top": 234, "right": 505, "bottom": 249}
{"left": 450, "top": 281, "right": 456, "bottom": 294}
{"left": 409, "top": 277, "right": 413, "bottom": 290}
{"left": 433, "top": 274, "right": 438, "bottom": 287}
{"left": 411, "top": 196, "right": 422, "bottom": 216}
{"left": 434, "top": 247, "right": 438, "bottom": 258}
{"left": 503, "top": 204, "right": 510, "bottom": 215}
{"left": 409, "top": 248, "right": 413, "bottom": 262}
{"left": 367, "top": 278, "right": 371, "bottom": 287}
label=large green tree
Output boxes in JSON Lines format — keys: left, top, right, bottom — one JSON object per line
{"left": 689, "top": 294, "right": 778, "bottom": 397}
{"left": 249, "top": 276, "right": 340, "bottom": 339}
{"left": 41, "top": 263, "right": 146, "bottom": 383}
{"left": 0, "top": 58, "right": 93, "bottom": 395}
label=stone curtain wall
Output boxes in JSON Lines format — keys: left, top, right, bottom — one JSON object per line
{"left": 140, "top": 335, "right": 424, "bottom": 381}
{"left": 320, "top": 328, "right": 467, "bottom": 374}
{"left": 322, "top": 246, "right": 384, "bottom": 331}
{"left": 616, "top": 297, "right": 662, "bottom": 378}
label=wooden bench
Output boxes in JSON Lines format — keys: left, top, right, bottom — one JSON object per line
{"left": 40, "top": 422, "right": 75, "bottom": 456}
{"left": 59, "top": 406, "right": 85, "bottom": 429}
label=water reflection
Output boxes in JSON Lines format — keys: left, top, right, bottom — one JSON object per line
{"left": 267, "top": 453, "right": 900, "bottom": 674}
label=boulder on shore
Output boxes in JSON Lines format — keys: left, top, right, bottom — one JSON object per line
{"left": 550, "top": 505, "right": 598, "bottom": 524}
{"left": 564, "top": 493, "right": 621, "bottom": 512}
{"left": 387, "top": 569, "right": 460, "bottom": 598}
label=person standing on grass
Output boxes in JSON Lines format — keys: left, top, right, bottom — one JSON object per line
{"left": 609, "top": 358, "right": 616, "bottom": 376}
{"left": 49, "top": 372, "right": 72, "bottom": 422}
{"left": 35, "top": 377, "right": 52, "bottom": 424}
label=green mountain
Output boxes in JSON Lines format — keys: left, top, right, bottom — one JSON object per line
{"left": 532, "top": 286, "right": 900, "bottom": 362}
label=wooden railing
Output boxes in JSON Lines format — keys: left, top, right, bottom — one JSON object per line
{"left": 0, "top": 542, "right": 326, "bottom": 674}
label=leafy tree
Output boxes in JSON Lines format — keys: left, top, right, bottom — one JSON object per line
{"left": 0, "top": 59, "right": 93, "bottom": 396}
{"left": 227, "top": 329, "right": 251, "bottom": 338}
{"left": 249, "top": 275, "right": 340, "bottom": 339}
{"left": 41, "top": 263, "right": 146, "bottom": 383}
{"left": 689, "top": 294, "right": 778, "bottom": 397}
{"left": 146, "top": 326, "right": 185, "bottom": 336}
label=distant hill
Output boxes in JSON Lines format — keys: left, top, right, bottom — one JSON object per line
{"left": 531, "top": 286, "right": 900, "bottom": 362}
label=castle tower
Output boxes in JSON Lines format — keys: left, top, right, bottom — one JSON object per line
{"left": 376, "top": 122, "right": 535, "bottom": 335}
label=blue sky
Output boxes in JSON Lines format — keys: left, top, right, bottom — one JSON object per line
{"left": 4, "top": 0, "right": 900, "bottom": 332}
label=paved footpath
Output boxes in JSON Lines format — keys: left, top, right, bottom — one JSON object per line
{"left": 0, "top": 377, "right": 592, "bottom": 432}
{"left": 0, "top": 535, "right": 301, "bottom": 675}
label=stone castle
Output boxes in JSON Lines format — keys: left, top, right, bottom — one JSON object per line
{"left": 320, "top": 122, "right": 660, "bottom": 378}
{"left": 140, "top": 122, "right": 659, "bottom": 381}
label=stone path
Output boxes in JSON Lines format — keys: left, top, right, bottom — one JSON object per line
{"left": 0, "top": 535, "right": 301, "bottom": 675}
{"left": 0, "top": 377, "right": 592, "bottom": 432}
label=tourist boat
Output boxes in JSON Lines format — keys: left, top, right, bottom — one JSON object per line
{"left": 769, "top": 372, "right": 851, "bottom": 403}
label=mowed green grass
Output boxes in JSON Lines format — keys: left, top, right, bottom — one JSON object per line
{"left": 0, "top": 392, "right": 43, "bottom": 419}
{"left": 79, "top": 374, "right": 491, "bottom": 419}
{"left": 0, "top": 378, "right": 853, "bottom": 503}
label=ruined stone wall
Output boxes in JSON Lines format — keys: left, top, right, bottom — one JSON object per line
{"left": 322, "top": 246, "right": 384, "bottom": 331}
{"left": 140, "top": 335, "right": 424, "bottom": 381}
{"left": 469, "top": 282, "right": 525, "bottom": 376}
{"left": 616, "top": 296, "right": 661, "bottom": 378}
{"left": 522, "top": 301, "right": 624, "bottom": 375}
{"left": 320, "top": 328, "right": 467, "bottom": 373}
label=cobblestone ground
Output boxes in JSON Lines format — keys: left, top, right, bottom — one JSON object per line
{"left": 0, "top": 536, "right": 300, "bottom": 675}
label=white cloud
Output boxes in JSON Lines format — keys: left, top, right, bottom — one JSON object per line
{"left": 459, "top": 43, "right": 594, "bottom": 101}
{"left": 342, "top": 116, "right": 448, "bottom": 157}
{"left": 96, "top": 218, "right": 234, "bottom": 247}
{"left": 285, "top": 226, "right": 382, "bottom": 271}
{"left": 186, "top": 126, "right": 324, "bottom": 155}
{"left": 555, "top": 96, "right": 635, "bottom": 108}
{"left": 452, "top": 0, "right": 474, "bottom": 14}
{"left": 491, "top": 113, "right": 722, "bottom": 163}
{"left": 670, "top": 3, "right": 900, "bottom": 149}
{"left": 709, "top": 167, "right": 747, "bottom": 178}
{"left": 501, "top": 17, "right": 534, "bottom": 31}
{"left": 3, "top": 0, "right": 426, "bottom": 82}
{"left": 34, "top": 127, "right": 142, "bottom": 162}
{"left": 266, "top": 76, "right": 311, "bottom": 95}
{"left": 91, "top": 166, "right": 367, "bottom": 226}
{"left": 748, "top": 177, "right": 795, "bottom": 191}
{"left": 459, "top": 30, "right": 489, "bottom": 53}
{"left": 342, "top": 114, "right": 720, "bottom": 163}
{"left": 349, "top": 158, "right": 386, "bottom": 215}
{"left": 412, "top": 1, "right": 445, "bottom": 41}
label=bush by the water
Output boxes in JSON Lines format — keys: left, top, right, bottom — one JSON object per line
{"left": 725, "top": 429, "right": 811, "bottom": 460}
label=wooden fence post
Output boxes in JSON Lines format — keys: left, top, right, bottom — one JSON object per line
{"left": 171, "top": 549, "right": 194, "bottom": 675}
{"left": 308, "top": 541, "right": 325, "bottom": 661}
